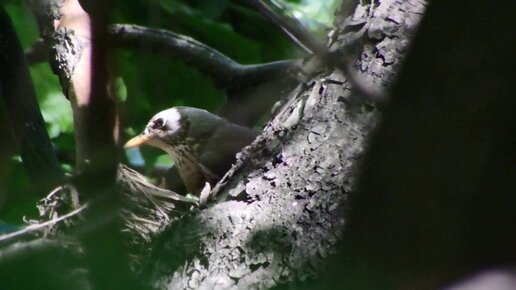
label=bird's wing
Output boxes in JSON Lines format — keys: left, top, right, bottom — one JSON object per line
{"left": 198, "top": 162, "right": 219, "bottom": 182}
{"left": 199, "top": 122, "right": 258, "bottom": 177}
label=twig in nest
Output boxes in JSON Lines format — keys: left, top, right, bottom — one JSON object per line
{"left": 0, "top": 204, "right": 87, "bottom": 244}
{"left": 117, "top": 164, "right": 198, "bottom": 248}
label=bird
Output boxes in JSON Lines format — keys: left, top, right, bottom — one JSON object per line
{"left": 124, "top": 106, "right": 257, "bottom": 194}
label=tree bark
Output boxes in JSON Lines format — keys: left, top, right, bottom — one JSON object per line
{"left": 142, "top": 1, "right": 426, "bottom": 289}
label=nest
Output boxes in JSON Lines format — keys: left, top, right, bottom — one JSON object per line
{"left": 4, "top": 164, "right": 197, "bottom": 268}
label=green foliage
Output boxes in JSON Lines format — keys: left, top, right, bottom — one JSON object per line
{"left": 0, "top": 157, "right": 40, "bottom": 223}
{"left": 280, "top": 0, "right": 341, "bottom": 34}
{"left": 4, "top": 3, "right": 38, "bottom": 47}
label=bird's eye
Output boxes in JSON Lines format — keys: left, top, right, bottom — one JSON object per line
{"left": 151, "top": 118, "right": 164, "bottom": 130}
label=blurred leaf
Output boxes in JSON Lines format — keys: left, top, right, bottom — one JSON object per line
{"left": 4, "top": 3, "right": 38, "bottom": 48}
{"left": 11, "top": 155, "right": 22, "bottom": 163}
{"left": 0, "top": 161, "right": 39, "bottom": 223}
{"left": 40, "top": 90, "right": 74, "bottom": 138}
{"left": 155, "top": 154, "right": 173, "bottom": 167}
{"left": 113, "top": 76, "right": 128, "bottom": 103}
{"left": 0, "top": 220, "right": 21, "bottom": 234}
{"left": 272, "top": 0, "right": 340, "bottom": 36}
{"left": 0, "top": 195, "right": 40, "bottom": 224}
{"left": 61, "top": 163, "right": 73, "bottom": 173}
{"left": 158, "top": 0, "right": 262, "bottom": 63}
{"left": 191, "top": 0, "right": 229, "bottom": 18}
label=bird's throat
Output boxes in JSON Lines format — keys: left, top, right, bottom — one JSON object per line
{"left": 151, "top": 139, "right": 205, "bottom": 195}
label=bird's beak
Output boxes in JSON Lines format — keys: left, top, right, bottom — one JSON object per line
{"left": 124, "top": 133, "right": 154, "bottom": 148}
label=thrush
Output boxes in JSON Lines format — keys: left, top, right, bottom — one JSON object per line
{"left": 124, "top": 106, "right": 257, "bottom": 194}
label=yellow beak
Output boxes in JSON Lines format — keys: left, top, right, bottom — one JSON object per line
{"left": 124, "top": 133, "right": 154, "bottom": 148}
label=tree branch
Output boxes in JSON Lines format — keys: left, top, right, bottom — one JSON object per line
{"left": 0, "top": 4, "right": 64, "bottom": 194}
{"left": 109, "top": 24, "right": 240, "bottom": 87}
{"left": 0, "top": 204, "right": 87, "bottom": 244}
{"left": 108, "top": 24, "right": 300, "bottom": 97}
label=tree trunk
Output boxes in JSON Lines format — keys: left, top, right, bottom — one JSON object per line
{"left": 142, "top": 1, "right": 426, "bottom": 288}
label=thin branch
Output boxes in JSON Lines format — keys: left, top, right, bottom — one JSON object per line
{"left": 241, "top": 0, "right": 318, "bottom": 54}
{"left": 0, "top": 205, "right": 87, "bottom": 244}
{"left": 118, "top": 164, "right": 197, "bottom": 204}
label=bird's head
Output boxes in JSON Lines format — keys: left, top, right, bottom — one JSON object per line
{"left": 124, "top": 107, "right": 186, "bottom": 153}
{"left": 124, "top": 106, "right": 224, "bottom": 154}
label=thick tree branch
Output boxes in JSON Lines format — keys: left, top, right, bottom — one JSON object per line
{"left": 109, "top": 24, "right": 299, "bottom": 97}
{"left": 109, "top": 24, "right": 240, "bottom": 87}
{"left": 0, "top": 4, "right": 63, "bottom": 194}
